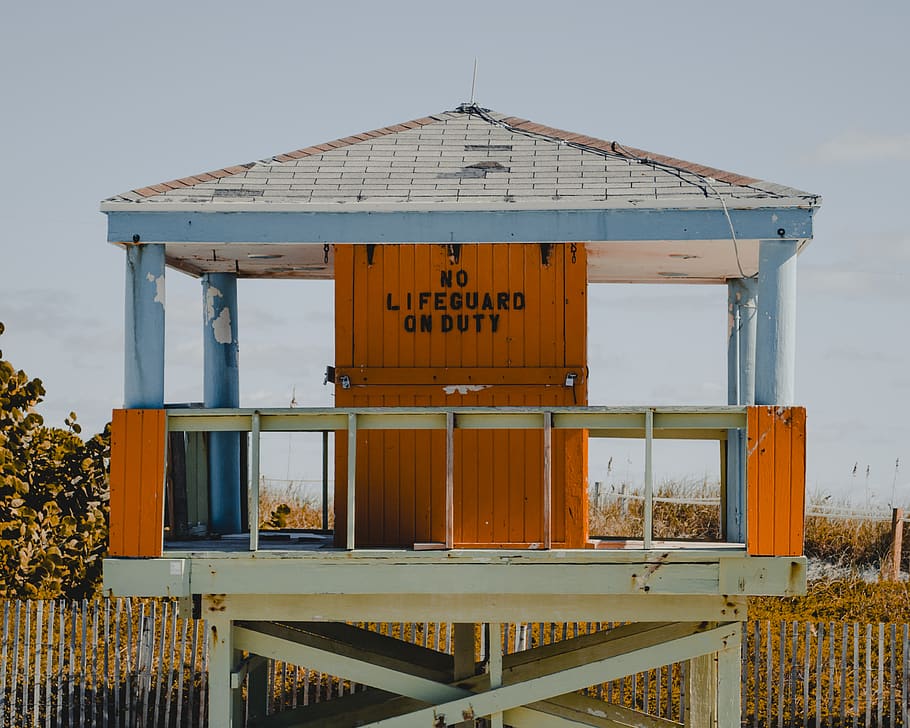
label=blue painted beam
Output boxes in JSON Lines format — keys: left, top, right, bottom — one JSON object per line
{"left": 202, "top": 273, "right": 242, "bottom": 534}
{"left": 727, "top": 278, "right": 757, "bottom": 407}
{"left": 106, "top": 207, "right": 816, "bottom": 245}
{"left": 725, "top": 277, "right": 757, "bottom": 544}
{"left": 755, "top": 240, "right": 798, "bottom": 405}
{"left": 124, "top": 244, "right": 165, "bottom": 408}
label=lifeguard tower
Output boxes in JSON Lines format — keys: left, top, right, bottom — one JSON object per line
{"left": 102, "top": 105, "right": 819, "bottom": 727}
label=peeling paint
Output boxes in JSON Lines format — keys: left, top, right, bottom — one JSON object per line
{"left": 212, "top": 308, "right": 233, "bottom": 344}
{"left": 205, "top": 285, "right": 223, "bottom": 323}
{"left": 443, "top": 384, "right": 489, "bottom": 395}
{"left": 145, "top": 272, "right": 165, "bottom": 307}
{"left": 586, "top": 708, "right": 607, "bottom": 718}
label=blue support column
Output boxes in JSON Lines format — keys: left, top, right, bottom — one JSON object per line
{"left": 727, "top": 278, "right": 757, "bottom": 407}
{"left": 755, "top": 240, "right": 798, "bottom": 406}
{"left": 203, "top": 273, "right": 241, "bottom": 534}
{"left": 124, "top": 244, "right": 165, "bottom": 409}
{"left": 725, "top": 278, "right": 757, "bottom": 543}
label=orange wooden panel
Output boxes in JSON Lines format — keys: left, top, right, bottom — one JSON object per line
{"left": 109, "top": 409, "right": 128, "bottom": 556}
{"left": 333, "top": 243, "right": 588, "bottom": 549}
{"left": 746, "top": 406, "right": 807, "bottom": 556}
{"left": 109, "top": 409, "right": 166, "bottom": 557}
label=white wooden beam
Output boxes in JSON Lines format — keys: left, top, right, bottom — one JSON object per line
{"left": 513, "top": 692, "right": 683, "bottom": 728}
{"left": 233, "top": 623, "right": 469, "bottom": 703}
{"left": 195, "top": 593, "right": 747, "bottom": 623}
{"left": 716, "top": 623, "right": 742, "bottom": 728}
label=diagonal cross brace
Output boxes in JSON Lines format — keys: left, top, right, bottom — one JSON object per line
{"left": 354, "top": 622, "right": 738, "bottom": 727}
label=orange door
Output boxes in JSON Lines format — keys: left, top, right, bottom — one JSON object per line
{"left": 335, "top": 243, "right": 588, "bottom": 548}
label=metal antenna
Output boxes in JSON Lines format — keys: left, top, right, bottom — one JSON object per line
{"left": 470, "top": 58, "right": 478, "bottom": 104}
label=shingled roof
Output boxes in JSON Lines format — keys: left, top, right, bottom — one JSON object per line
{"left": 103, "top": 105, "right": 818, "bottom": 208}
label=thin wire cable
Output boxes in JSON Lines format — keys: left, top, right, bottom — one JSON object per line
{"left": 461, "top": 103, "right": 759, "bottom": 278}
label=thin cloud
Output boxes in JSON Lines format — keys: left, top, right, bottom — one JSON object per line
{"left": 811, "top": 130, "right": 910, "bottom": 163}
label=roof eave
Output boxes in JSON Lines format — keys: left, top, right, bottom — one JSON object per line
{"left": 100, "top": 196, "right": 820, "bottom": 215}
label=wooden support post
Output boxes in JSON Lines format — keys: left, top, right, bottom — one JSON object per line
{"left": 717, "top": 623, "right": 742, "bottom": 728}
{"left": 488, "top": 623, "right": 503, "bottom": 728}
{"left": 453, "top": 622, "right": 475, "bottom": 728}
{"left": 446, "top": 412, "right": 454, "bottom": 549}
{"left": 453, "top": 623, "right": 474, "bottom": 681}
{"left": 203, "top": 272, "right": 242, "bottom": 534}
{"left": 206, "top": 610, "right": 235, "bottom": 728}
{"left": 543, "top": 412, "right": 552, "bottom": 549}
{"left": 755, "top": 239, "right": 798, "bottom": 406}
{"left": 644, "top": 409, "right": 654, "bottom": 549}
{"left": 686, "top": 652, "right": 717, "bottom": 728}
{"left": 347, "top": 413, "right": 357, "bottom": 550}
{"left": 124, "top": 243, "right": 165, "bottom": 409}
{"left": 891, "top": 508, "right": 904, "bottom": 582}
{"left": 246, "top": 656, "right": 268, "bottom": 723}
{"left": 249, "top": 411, "right": 260, "bottom": 551}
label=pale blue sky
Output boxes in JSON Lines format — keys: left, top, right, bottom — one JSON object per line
{"left": 1, "top": 1, "right": 908, "bottom": 503}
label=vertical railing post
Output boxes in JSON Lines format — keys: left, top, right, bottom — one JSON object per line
{"left": 347, "top": 413, "right": 357, "bottom": 551}
{"left": 322, "top": 431, "right": 329, "bottom": 531}
{"left": 643, "top": 409, "right": 654, "bottom": 549}
{"left": 249, "top": 411, "right": 261, "bottom": 552}
{"left": 446, "top": 412, "right": 455, "bottom": 549}
{"left": 543, "top": 411, "right": 552, "bottom": 550}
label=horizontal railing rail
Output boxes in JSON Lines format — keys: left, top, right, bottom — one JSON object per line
{"left": 164, "top": 406, "right": 748, "bottom": 553}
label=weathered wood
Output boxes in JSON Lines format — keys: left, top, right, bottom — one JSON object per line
{"left": 23, "top": 600, "right": 31, "bottom": 721}
{"left": 820, "top": 622, "right": 830, "bottom": 728}
{"left": 101, "top": 600, "right": 109, "bottom": 728}
{"left": 198, "top": 619, "right": 208, "bottom": 728}
{"left": 865, "top": 623, "right": 871, "bottom": 727}
{"left": 890, "top": 507, "right": 905, "bottom": 581}
{"left": 0, "top": 601, "right": 8, "bottom": 728}
{"left": 890, "top": 622, "right": 896, "bottom": 728}
{"left": 152, "top": 600, "right": 167, "bottom": 728}
{"left": 43, "top": 601, "right": 53, "bottom": 728}
{"left": 56, "top": 601, "right": 64, "bottom": 727}
{"left": 776, "top": 620, "right": 784, "bottom": 727}
{"left": 878, "top": 622, "right": 885, "bottom": 727}
{"left": 91, "top": 599, "right": 98, "bottom": 728}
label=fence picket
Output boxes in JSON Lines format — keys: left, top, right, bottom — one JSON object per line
{"left": 903, "top": 623, "right": 909, "bottom": 728}
{"left": 175, "top": 616, "right": 188, "bottom": 728}
{"left": 820, "top": 622, "right": 825, "bottom": 728}
{"left": 802, "top": 622, "right": 809, "bottom": 728}
{"left": 102, "top": 600, "right": 109, "bottom": 728}
{"left": 12, "top": 601, "right": 21, "bottom": 728}
{"left": 840, "top": 624, "right": 857, "bottom": 725}
{"left": 888, "top": 622, "right": 897, "bottom": 726}
{"left": 152, "top": 600, "right": 167, "bottom": 728}
{"left": 865, "top": 624, "right": 872, "bottom": 727}
{"left": 56, "top": 602, "right": 64, "bottom": 727}
{"left": 164, "top": 605, "right": 178, "bottom": 728}
{"left": 0, "top": 601, "right": 8, "bottom": 728}
{"left": 43, "top": 601, "right": 53, "bottom": 728}
{"left": 875, "top": 622, "right": 885, "bottom": 725}
{"left": 91, "top": 599, "right": 99, "bottom": 728}
{"left": 23, "top": 600, "right": 31, "bottom": 721}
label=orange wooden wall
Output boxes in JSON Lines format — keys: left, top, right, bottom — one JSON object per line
{"left": 746, "top": 406, "right": 806, "bottom": 556}
{"left": 109, "top": 409, "right": 166, "bottom": 557}
{"left": 334, "top": 243, "right": 588, "bottom": 548}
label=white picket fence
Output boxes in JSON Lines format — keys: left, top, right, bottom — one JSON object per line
{"left": 2, "top": 599, "right": 910, "bottom": 726}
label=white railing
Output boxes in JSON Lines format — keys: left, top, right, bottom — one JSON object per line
{"left": 165, "top": 406, "right": 748, "bottom": 552}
